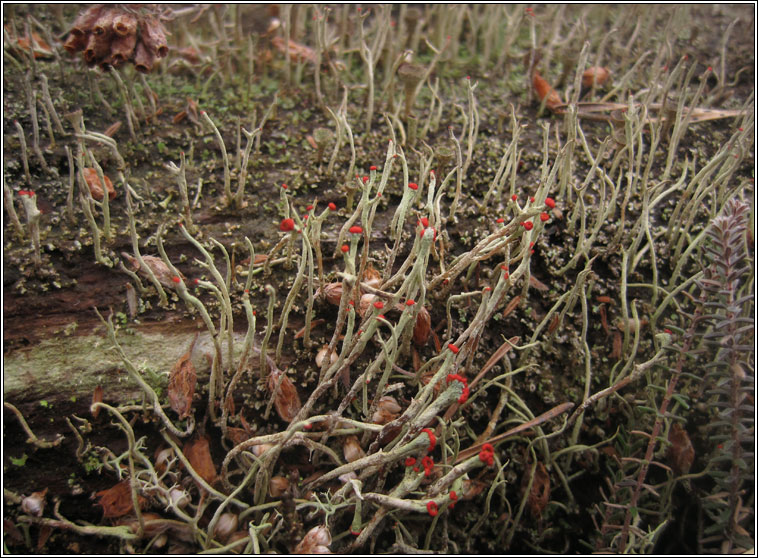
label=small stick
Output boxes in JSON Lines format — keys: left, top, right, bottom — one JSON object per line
{"left": 14, "top": 120, "right": 32, "bottom": 184}
{"left": 454, "top": 402, "right": 575, "bottom": 464}
{"left": 4, "top": 401, "right": 64, "bottom": 448}
{"left": 18, "top": 190, "right": 42, "bottom": 266}
{"left": 3, "top": 182, "right": 25, "bottom": 239}
{"left": 39, "top": 74, "right": 64, "bottom": 135}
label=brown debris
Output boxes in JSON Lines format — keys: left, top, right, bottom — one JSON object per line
{"left": 371, "top": 395, "right": 402, "bottom": 425}
{"left": 270, "top": 35, "right": 318, "bottom": 65}
{"left": 91, "top": 385, "right": 103, "bottom": 418}
{"left": 582, "top": 66, "right": 611, "bottom": 89}
{"left": 120, "top": 252, "right": 184, "bottom": 289}
{"left": 4, "top": 25, "right": 54, "bottom": 59}
{"left": 102, "top": 121, "right": 123, "bottom": 137}
{"left": 412, "top": 306, "right": 431, "bottom": 346}
{"left": 96, "top": 480, "right": 143, "bottom": 518}
{"left": 524, "top": 461, "right": 551, "bottom": 519}
{"left": 82, "top": 167, "right": 116, "bottom": 201}
{"left": 64, "top": 5, "right": 169, "bottom": 72}
{"left": 268, "top": 369, "right": 301, "bottom": 423}
{"left": 167, "top": 334, "right": 198, "bottom": 420}
{"left": 667, "top": 422, "right": 695, "bottom": 475}
{"left": 317, "top": 282, "right": 343, "bottom": 306}
{"left": 532, "top": 70, "right": 563, "bottom": 111}
{"left": 183, "top": 435, "right": 218, "bottom": 486}
{"left": 343, "top": 435, "right": 366, "bottom": 463}
{"left": 294, "top": 525, "right": 332, "bottom": 554}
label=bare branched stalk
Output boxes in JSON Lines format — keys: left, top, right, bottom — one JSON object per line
{"left": 3, "top": 183, "right": 25, "bottom": 239}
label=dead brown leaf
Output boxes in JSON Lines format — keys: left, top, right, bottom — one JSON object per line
{"left": 91, "top": 385, "right": 103, "bottom": 418}
{"left": 532, "top": 70, "right": 563, "bottom": 111}
{"left": 412, "top": 306, "right": 431, "bottom": 346}
{"left": 525, "top": 462, "right": 551, "bottom": 519}
{"left": 102, "top": 121, "right": 122, "bottom": 138}
{"left": 611, "top": 330, "right": 622, "bottom": 360}
{"left": 226, "top": 427, "right": 251, "bottom": 447}
{"left": 96, "top": 480, "right": 141, "bottom": 518}
{"left": 270, "top": 35, "right": 318, "bottom": 65}
{"left": 501, "top": 295, "right": 521, "bottom": 319}
{"left": 5, "top": 26, "right": 53, "bottom": 59}
{"left": 667, "top": 422, "right": 695, "bottom": 475}
{"left": 82, "top": 167, "right": 116, "bottom": 201}
{"left": 268, "top": 370, "right": 301, "bottom": 423}
{"left": 168, "top": 335, "right": 198, "bottom": 420}
{"left": 528, "top": 275, "right": 549, "bottom": 292}
{"left": 548, "top": 314, "right": 561, "bottom": 334}
{"left": 36, "top": 525, "right": 52, "bottom": 552}
{"left": 183, "top": 436, "right": 217, "bottom": 486}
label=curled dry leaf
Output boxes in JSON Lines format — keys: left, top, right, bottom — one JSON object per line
{"left": 315, "top": 345, "right": 337, "bottom": 368}
{"left": 372, "top": 395, "right": 402, "bottom": 425}
{"left": 270, "top": 35, "right": 318, "bottom": 65}
{"left": 238, "top": 253, "right": 269, "bottom": 267}
{"left": 532, "top": 70, "right": 563, "bottom": 111}
{"left": 117, "top": 512, "right": 179, "bottom": 540}
{"left": 358, "top": 293, "right": 378, "bottom": 317}
{"left": 103, "top": 121, "right": 122, "bottom": 137}
{"left": 293, "top": 525, "right": 332, "bottom": 554}
{"left": 21, "top": 488, "right": 48, "bottom": 517}
{"left": 362, "top": 263, "right": 381, "bottom": 288}
{"left": 5, "top": 25, "right": 54, "bottom": 59}
{"left": 611, "top": 330, "right": 622, "bottom": 360}
{"left": 226, "top": 427, "right": 251, "bottom": 447}
{"left": 121, "top": 252, "right": 184, "bottom": 289}
{"left": 295, "top": 318, "right": 325, "bottom": 339}
{"left": 528, "top": 274, "right": 549, "bottom": 292}
{"left": 154, "top": 447, "right": 174, "bottom": 474}
{"left": 251, "top": 443, "right": 273, "bottom": 457}
{"left": 343, "top": 435, "right": 366, "bottom": 463}
{"left": 268, "top": 369, "right": 301, "bottom": 423}
{"left": 168, "top": 334, "right": 198, "bottom": 420}
{"left": 214, "top": 513, "right": 239, "bottom": 543}
{"left": 182, "top": 436, "right": 217, "bottom": 486}
{"left": 412, "top": 305, "right": 431, "bottom": 346}
{"left": 96, "top": 480, "right": 142, "bottom": 518}
{"left": 36, "top": 524, "right": 53, "bottom": 552}
{"left": 548, "top": 314, "right": 561, "bottom": 334}
{"left": 667, "top": 422, "right": 695, "bottom": 475}
{"left": 269, "top": 475, "right": 290, "bottom": 498}
{"left": 501, "top": 295, "right": 521, "bottom": 319}
{"left": 460, "top": 479, "right": 487, "bottom": 500}
{"left": 82, "top": 167, "right": 116, "bottom": 201}
{"left": 91, "top": 385, "right": 103, "bottom": 418}
{"left": 582, "top": 66, "right": 611, "bottom": 88}
{"left": 524, "top": 462, "right": 550, "bottom": 519}
{"left": 317, "top": 282, "right": 343, "bottom": 306}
